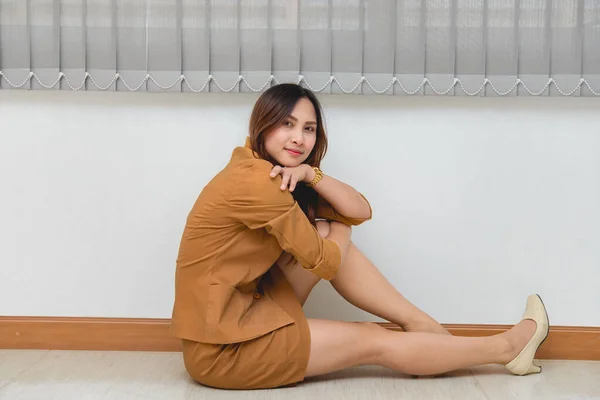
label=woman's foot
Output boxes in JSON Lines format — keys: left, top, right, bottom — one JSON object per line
{"left": 500, "top": 319, "right": 538, "bottom": 364}
{"left": 501, "top": 294, "right": 550, "bottom": 375}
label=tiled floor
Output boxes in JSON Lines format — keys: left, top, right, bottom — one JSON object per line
{"left": 1, "top": 350, "right": 599, "bottom": 399}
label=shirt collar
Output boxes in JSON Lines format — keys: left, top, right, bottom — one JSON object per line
{"left": 231, "top": 137, "right": 258, "bottom": 162}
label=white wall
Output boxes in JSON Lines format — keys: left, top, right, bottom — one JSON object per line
{"left": 1, "top": 90, "right": 599, "bottom": 327}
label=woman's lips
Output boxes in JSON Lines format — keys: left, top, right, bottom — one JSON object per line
{"left": 285, "top": 149, "right": 303, "bottom": 156}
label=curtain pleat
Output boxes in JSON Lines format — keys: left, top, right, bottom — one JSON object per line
{"left": 1, "top": 0, "right": 30, "bottom": 90}
{"left": 582, "top": 0, "right": 600, "bottom": 96}
{"left": 363, "top": 0, "right": 395, "bottom": 95}
{"left": 455, "top": 0, "right": 485, "bottom": 96}
{"left": 181, "top": 0, "right": 208, "bottom": 92}
{"left": 61, "top": 0, "right": 85, "bottom": 90}
{"left": 239, "top": 0, "right": 270, "bottom": 93}
{"left": 84, "top": 0, "right": 115, "bottom": 91}
{"left": 209, "top": 0, "right": 239, "bottom": 92}
{"left": 331, "top": 0, "right": 362, "bottom": 95}
{"left": 147, "top": 0, "right": 181, "bottom": 92}
{"left": 115, "top": 0, "right": 147, "bottom": 92}
{"left": 270, "top": 0, "right": 299, "bottom": 87}
{"left": 300, "top": 0, "right": 332, "bottom": 94}
{"left": 395, "top": 0, "right": 426, "bottom": 95}
{"left": 0, "top": 0, "right": 598, "bottom": 96}
{"left": 425, "top": 0, "right": 454, "bottom": 95}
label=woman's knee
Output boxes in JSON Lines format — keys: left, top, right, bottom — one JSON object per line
{"left": 306, "top": 320, "right": 386, "bottom": 376}
{"left": 357, "top": 322, "right": 388, "bottom": 360}
{"left": 277, "top": 260, "right": 320, "bottom": 305}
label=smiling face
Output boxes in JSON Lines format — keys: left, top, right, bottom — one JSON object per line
{"left": 263, "top": 97, "right": 318, "bottom": 167}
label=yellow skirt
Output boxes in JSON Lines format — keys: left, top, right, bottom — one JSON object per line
{"left": 181, "top": 266, "right": 311, "bottom": 390}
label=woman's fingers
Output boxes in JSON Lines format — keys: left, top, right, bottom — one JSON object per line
{"left": 280, "top": 171, "right": 291, "bottom": 190}
{"left": 271, "top": 166, "right": 300, "bottom": 192}
{"left": 270, "top": 166, "right": 283, "bottom": 178}
{"left": 289, "top": 175, "right": 299, "bottom": 192}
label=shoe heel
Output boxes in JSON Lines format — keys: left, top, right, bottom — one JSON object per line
{"left": 526, "top": 363, "right": 542, "bottom": 374}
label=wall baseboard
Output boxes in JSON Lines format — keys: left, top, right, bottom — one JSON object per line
{"left": 1, "top": 317, "right": 599, "bottom": 360}
{"left": 0, "top": 317, "right": 181, "bottom": 352}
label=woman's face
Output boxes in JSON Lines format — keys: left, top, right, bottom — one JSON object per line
{"left": 264, "top": 97, "right": 318, "bottom": 168}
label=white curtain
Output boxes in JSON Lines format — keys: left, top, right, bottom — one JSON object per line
{"left": 1, "top": 0, "right": 599, "bottom": 96}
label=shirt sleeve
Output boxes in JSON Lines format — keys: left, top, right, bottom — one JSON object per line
{"left": 226, "top": 160, "right": 341, "bottom": 281}
{"left": 316, "top": 193, "right": 372, "bottom": 226}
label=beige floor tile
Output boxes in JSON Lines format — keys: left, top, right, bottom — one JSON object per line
{"left": 0, "top": 350, "right": 49, "bottom": 388}
{"left": 297, "top": 366, "right": 488, "bottom": 400}
{"left": 0, "top": 350, "right": 188, "bottom": 400}
{"left": 471, "top": 360, "right": 600, "bottom": 400}
{"left": 0, "top": 350, "right": 599, "bottom": 400}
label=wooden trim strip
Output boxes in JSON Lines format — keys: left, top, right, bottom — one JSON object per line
{"left": 0, "top": 317, "right": 182, "bottom": 352}
{"left": 1, "top": 317, "right": 599, "bottom": 360}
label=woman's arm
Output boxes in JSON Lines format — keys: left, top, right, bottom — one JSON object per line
{"left": 230, "top": 161, "right": 342, "bottom": 281}
{"left": 270, "top": 163, "right": 372, "bottom": 222}
{"left": 308, "top": 169, "right": 371, "bottom": 220}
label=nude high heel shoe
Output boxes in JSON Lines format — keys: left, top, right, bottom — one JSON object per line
{"left": 505, "top": 294, "right": 550, "bottom": 376}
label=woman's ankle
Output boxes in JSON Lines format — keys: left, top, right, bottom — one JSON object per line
{"left": 499, "top": 320, "right": 537, "bottom": 364}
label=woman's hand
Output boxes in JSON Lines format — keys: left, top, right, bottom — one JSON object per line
{"left": 270, "top": 164, "right": 315, "bottom": 192}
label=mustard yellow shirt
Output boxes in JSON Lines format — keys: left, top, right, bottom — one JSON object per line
{"left": 170, "top": 138, "right": 372, "bottom": 344}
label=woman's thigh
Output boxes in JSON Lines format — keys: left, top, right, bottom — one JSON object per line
{"left": 305, "top": 318, "right": 384, "bottom": 378}
{"left": 276, "top": 252, "right": 320, "bottom": 306}
{"left": 275, "top": 220, "right": 330, "bottom": 305}
{"left": 182, "top": 317, "right": 309, "bottom": 390}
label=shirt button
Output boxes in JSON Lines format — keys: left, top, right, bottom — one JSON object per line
{"left": 253, "top": 292, "right": 261, "bottom": 299}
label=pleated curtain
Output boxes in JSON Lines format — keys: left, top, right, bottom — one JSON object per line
{"left": 0, "top": 0, "right": 598, "bottom": 96}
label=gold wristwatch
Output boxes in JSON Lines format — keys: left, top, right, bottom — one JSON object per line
{"left": 307, "top": 167, "right": 323, "bottom": 188}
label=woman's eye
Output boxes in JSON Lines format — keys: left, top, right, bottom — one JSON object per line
{"left": 283, "top": 121, "right": 293, "bottom": 127}
{"left": 305, "top": 126, "right": 315, "bottom": 132}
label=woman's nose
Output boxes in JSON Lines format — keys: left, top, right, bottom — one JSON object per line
{"left": 291, "top": 130, "right": 303, "bottom": 144}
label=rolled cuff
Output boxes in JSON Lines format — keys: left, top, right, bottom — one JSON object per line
{"left": 316, "top": 192, "right": 373, "bottom": 226}
{"left": 304, "top": 238, "right": 341, "bottom": 281}
{"left": 356, "top": 192, "right": 373, "bottom": 223}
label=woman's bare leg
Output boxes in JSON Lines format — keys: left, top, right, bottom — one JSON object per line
{"left": 330, "top": 242, "right": 449, "bottom": 334}
{"left": 277, "top": 224, "right": 539, "bottom": 378}
{"left": 278, "top": 220, "right": 448, "bottom": 334}
{"left": 305, "top": 318, "right": 537, "bottom": 378}
{"left": 275, "top": 251, "right": 321, "bottom": 306}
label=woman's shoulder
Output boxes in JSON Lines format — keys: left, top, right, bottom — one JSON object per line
{"left": 228, "top": 151, "right": 273, "bottom": 180}
{"left": 230, "top": 146, "right": 272, "bottom": 170}
{"left": 227, "top": 145, "right": 274, "bottom": 178}
{"left": 226, "top": 153, "right": 293, "bottom": 205}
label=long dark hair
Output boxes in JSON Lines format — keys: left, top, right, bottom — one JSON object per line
{"left": 248, "top": 83, "right": 328, "bottom": 225}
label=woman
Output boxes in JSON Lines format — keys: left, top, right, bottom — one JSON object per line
{"left": 171, "top": 83, "right": 549, "bottom": 390}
